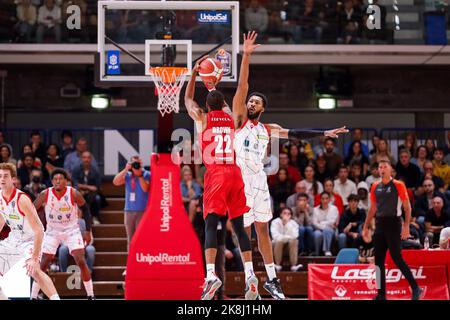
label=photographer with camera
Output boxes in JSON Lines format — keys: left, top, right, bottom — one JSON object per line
{"left": 113, "top": 156, "right": 150, "bottom": 253}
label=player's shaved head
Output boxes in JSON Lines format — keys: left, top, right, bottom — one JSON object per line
{"left": 206, "top": 90, "right": 225, "bottom": 110}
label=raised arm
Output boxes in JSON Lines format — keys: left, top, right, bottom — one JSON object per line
{"left": 267, "top": 123, "right": 349, "bottom": 140}
{"left": 232, "top": 31, "right": 260, "bottom": 129}
{"left": 113, "top": 162, "right": 131, "bottom": 186}
{"left": 184, "top": 56, "right": 207, "bottom": 122}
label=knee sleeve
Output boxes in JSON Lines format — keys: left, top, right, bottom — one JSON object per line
{"left": 231, "top": 216, "right": 252, "bottom": 252}
{"left": 204, "top": 214, "right": 220, "bottom": 250}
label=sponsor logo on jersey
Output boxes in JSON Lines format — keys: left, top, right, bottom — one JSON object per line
{"left": 57, "top": 215, "right": 63, "bottom": 220}
{"left": 8, "top": 214, "right": 20, "bottom": 220}
{"left": 59, "top": 207, "right": 71, "bottom": 212}
{"left": 197, "top": 11, "right": 230, "bottom": 24}
{"left": 211, "top": 117, "right": 231, "bottom": 122}
{"left": 257, "top": 134, "right": 269, "bottom": 141}
{"left": 244, "top": 139, "right": 250, "bottom": 147}
{"left": 136, "top": 252, "right": 195, "bottom": 265}
{"left": 66, "top": 214, "right": 71, "bottom": 219}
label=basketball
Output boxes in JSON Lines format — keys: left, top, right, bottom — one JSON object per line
{"left": 199, "top": 58, "right": 224, "bottom": 90}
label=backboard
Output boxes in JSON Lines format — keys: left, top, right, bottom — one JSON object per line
{"left": 96, "top": 1, "right": 239, "bottom": 87}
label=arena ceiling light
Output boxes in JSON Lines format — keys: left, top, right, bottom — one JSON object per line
{"left": 317, "top": 96, "right": 336, "bottom": 110}
{"left": 91, "top": 94, "right": 110, "bottom": 109}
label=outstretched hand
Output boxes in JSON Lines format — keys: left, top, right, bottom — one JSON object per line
{"left": 324, "top": 126, "right": 349, "bottom": 138}
{"left": 243, "top": 31, "right": 260, "bottom": 55}
{"left": 193, "top": 55, "right": 209, "bottom": 73}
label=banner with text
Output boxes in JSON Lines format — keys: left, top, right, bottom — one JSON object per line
{"left": 308, "top": 264, "right": 449, "bottom": 300}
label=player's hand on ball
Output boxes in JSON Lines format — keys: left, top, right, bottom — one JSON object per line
{"left": 243, "top": 31, "right": 260, "bottom": 56}
{"left": 324, "top": 126, "right": 349, "bottom": 138}
{"left": 194, "top": 55, "right": 209, "bottom": 73}
{"left": 24, "top": 257, "right": 39, "bottom": 276}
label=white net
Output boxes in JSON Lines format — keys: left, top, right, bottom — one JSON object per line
{"left": 149, "top": 67, "right": 188, "bottom": 117}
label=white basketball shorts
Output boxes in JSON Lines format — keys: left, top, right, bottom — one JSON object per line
{"left": 42, "top": 227, "right": 84, "bottom": 255}
{"left": 242, "top": 172, "right": 273, "bottom": 227}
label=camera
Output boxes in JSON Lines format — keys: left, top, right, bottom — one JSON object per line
{"left": 131, "top": 162, "right": 141, "bottom": 170}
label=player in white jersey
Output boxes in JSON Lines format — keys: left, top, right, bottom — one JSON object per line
{"left": 0, "top": 163, "right": 60, "bottom": 300}
{"left": 31, "top": 168, "right": 95, "bottom": 299}
{"left": 231, "top": 32, "right": 349, "bottom": 299}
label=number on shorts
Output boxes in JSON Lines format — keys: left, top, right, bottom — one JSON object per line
{"left": 214, "top": 135, "right": 232, "bottom": 154}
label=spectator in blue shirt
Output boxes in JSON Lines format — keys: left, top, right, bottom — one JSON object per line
{"left": 344, "top": 128, "right": 369, "bottom": 158}
{"left": 72, "top": 151, "right": 102, "bottom": 225}
{"left": 180, "top": 165, "right": 202, "bottom": 222}
{"left": 113, "top": 156, "right": 150, "bottom": 251}
{"left": 64, "top": 137, "right": 99, "bottom": 177}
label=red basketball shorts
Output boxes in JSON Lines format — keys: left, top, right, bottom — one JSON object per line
{"left": 203, "top": 165, "right": 250, "bottom": 220}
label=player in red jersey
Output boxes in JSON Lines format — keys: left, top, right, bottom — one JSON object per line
{"left": 184, "top": 59, "right": 259, "bottom": 300}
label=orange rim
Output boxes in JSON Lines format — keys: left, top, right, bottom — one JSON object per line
{"left": 149, "top": 67, "right": 188, "bottom": 84}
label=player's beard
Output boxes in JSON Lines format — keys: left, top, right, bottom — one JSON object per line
{"left": 247, "top": 110, "right": 262, "bottom": 120}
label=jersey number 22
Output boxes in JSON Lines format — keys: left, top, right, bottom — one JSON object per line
{"left": 214, "top": 135, "right": 232, "bottom": 154}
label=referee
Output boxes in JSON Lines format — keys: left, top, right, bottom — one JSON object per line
{"left": 362, "top": 159, "right": 423, "bottom": 300}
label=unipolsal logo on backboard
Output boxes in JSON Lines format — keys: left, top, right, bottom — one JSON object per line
{"left": 197, "top": 11, "right": 230, "bottom": 24}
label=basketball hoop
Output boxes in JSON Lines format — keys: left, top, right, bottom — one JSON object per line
{"left": 149, "top": 67, "right": 188, "bottom": 116}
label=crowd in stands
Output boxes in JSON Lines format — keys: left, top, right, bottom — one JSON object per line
{"left": 184, "top": 128, "right": 450, "bottom": 271}
{"left": 2, "top": 127, "right": 450, "bottom": 274}
{"left": 0, "top": 129, "right": 102, "bottom": 273}
{"left": 1, "top": 0, "right": 393, "bottom": 44}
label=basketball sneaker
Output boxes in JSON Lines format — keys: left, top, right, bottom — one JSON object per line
{"left": 201, "top": 275, "right": 222, "bottom": 300}
{"left": 263, "top": 278, "right": 285, "bottom": 300}
{"left": 244, "top": 274, "right": 259, "bottom": 300}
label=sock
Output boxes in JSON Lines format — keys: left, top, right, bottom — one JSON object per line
{"left": 206, "top": 264, "right": 216, "bottom": 279}
{"left": 49, "top": 294, "right": 60, "bottom": 300}
{"left": 83, "top": 280, "right": 94, "bottom": 297}
{"left": 265, "top": 263, "right": 276, "bottom": 281}
{"left": 0, "top": 287, "right": 7, "bottom": 300}
{"left": 31, "top": 282, "right": 41, "bottom": 299}
{"left": 244, "top": 261, "right": 254, "bottom": 279}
